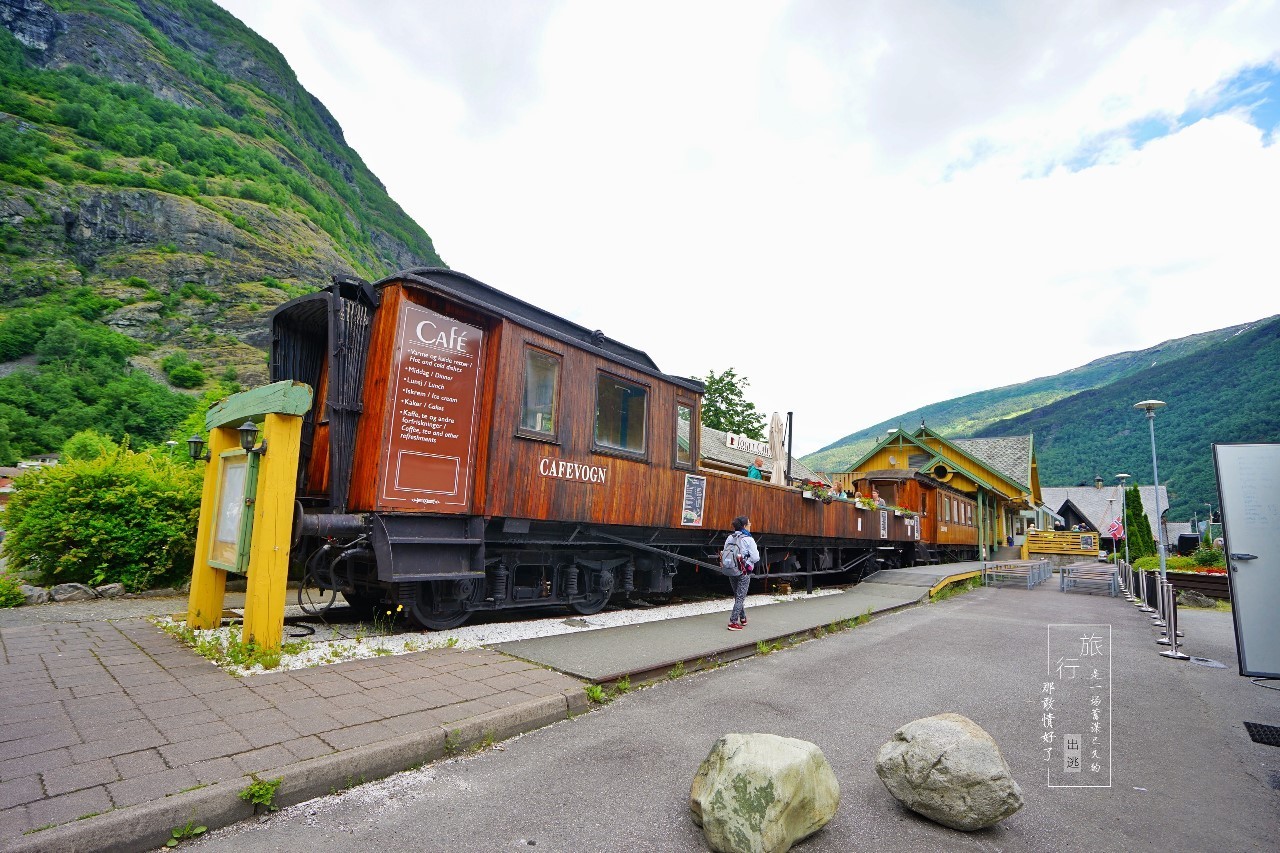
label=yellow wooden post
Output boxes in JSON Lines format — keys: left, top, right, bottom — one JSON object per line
{"left": 186, "top": 426, "right": 239, "bottom": 629}
{"left": 241, "top": 412, "right": 304, "bottom": 650}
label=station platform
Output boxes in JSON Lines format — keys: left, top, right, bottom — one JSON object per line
{"left": 491, "top": 563, "right": 983, "bottom": 683}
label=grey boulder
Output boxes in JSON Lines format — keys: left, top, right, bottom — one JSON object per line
{"left": 875, "top": 712, "right": 1023, "bottom": 831}
{"left": 1177, "top": 589, "right": 1217, "bottom": 608}
{"left": 95, "top": 583, "right": 127, "bottom": 598}
{"left": 691, "top": 733, "right": 839, "bottom": 853}
{"left": 50, "top": 582, "right": 97, "bottom": 602}
{"left": 20, "top": 584, "right": 48, "bottom": 605}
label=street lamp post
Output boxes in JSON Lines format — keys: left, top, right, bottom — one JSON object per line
{"left": 1204, "top": 502, "right": 1214, "bottom": 545}
{"left": 1134, "top": 400, "right": 1169, "bottom": 579}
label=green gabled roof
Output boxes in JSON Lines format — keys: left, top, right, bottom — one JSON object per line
{"left": 920, "top": 452, "right": 996, "bottom": 492}
{"left": 842, "top": 429, "right": 932, "bottom": 471}
{"left": 910, "top": 425, "right": 1030, "bottom": 495}
{"left": 842, "top": 430, "right": 998, "bottom": 492}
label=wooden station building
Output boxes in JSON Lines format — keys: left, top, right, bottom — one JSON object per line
{"left": 834, "top": 426, "right": 1046, "bottom": 561}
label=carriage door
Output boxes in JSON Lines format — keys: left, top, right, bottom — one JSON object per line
{"left": 378, "top": 300, "right": 485, "bottom": 513}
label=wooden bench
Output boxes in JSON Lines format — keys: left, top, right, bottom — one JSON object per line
{"left": 1059, "top": 562, "right": 1118, "bottom": 596}
{"left": 983, "top": 560, "right": 1051, "bottom": 589}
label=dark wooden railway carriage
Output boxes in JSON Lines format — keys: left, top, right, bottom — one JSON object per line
{"left": 272, "top": 269, "right": 928, "bottom": 629}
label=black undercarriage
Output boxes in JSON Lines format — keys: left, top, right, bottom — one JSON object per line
{"left": 293, "top": 513, "right": 973, "bottom": 630}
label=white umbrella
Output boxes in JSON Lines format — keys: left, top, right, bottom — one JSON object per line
{"left": 769, "top": 412, "right": 786, "bottom": 484}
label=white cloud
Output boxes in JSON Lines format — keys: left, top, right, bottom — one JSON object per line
{"left": 215, "top": 0, "right": 1280, "bottom": 453}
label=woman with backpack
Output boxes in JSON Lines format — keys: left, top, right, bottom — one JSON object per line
{"left": 723, "top": 515, "right": 760, "bottom": 630}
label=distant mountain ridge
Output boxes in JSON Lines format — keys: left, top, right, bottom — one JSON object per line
{"left": 801, "top": 315, "right": 1279, "bottom": 519}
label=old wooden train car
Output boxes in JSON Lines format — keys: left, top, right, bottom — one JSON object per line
{"left": 271, "top": 269, "right": 934, "bottom": 629}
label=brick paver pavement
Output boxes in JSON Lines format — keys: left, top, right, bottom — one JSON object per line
{"left": 0, "top": 618, "right": 583, "bottom": 848}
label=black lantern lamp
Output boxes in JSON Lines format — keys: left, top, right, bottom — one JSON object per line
{"left": 187, "top": 434, "right": 210, "bottom": 462}
{"left": 238, "top": 420, "right": 266, "bottom": 455}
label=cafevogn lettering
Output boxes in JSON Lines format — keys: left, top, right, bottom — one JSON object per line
{"left": 539, "top": 458, "right": 608, "bottom": 484}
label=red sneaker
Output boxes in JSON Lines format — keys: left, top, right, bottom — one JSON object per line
{"left": 728, "top": 623, "right": 743, "bottom": 631}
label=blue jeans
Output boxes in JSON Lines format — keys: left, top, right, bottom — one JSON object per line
{"left": 729, "top": 572, "right": 751, "bottom": 624}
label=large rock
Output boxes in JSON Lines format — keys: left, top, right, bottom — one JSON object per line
{"left": 875, "top": 713, "right": 1023, "bottom": 831}
{"left": 20, "top": 585, "right": 48, "bottom": 605}
{"left": 50, "top": 582, "right": 97, "bottom": 602}
{"left": 690, "top": 733, "right": 839, "bottom": 853}
{"left": 1178, "top": 589, "right": 1216, "bottom": 608}
{"left": 95, "top": 583, "right": 127, "bottom": 598}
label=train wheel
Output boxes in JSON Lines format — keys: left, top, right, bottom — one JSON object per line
{"left": 569, "top": 569, "right": 614, "bottom": 615}
{"left": 408, "top": 580, "right": 474, "bottom": 631}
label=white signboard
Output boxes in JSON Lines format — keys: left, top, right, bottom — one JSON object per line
{"left": 1214, "top": 443, "right": 1280, "bottom": 678}
{"left": 726, "top": 433, "right": 771, "bottom": 457}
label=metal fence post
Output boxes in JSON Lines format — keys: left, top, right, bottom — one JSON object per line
{"left": 1159, "top": 581, "right": 1190, "bottom": 660}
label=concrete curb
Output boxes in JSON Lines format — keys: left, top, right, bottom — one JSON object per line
{"left": 6, "top": 694, "right": 577, "bottom": 853}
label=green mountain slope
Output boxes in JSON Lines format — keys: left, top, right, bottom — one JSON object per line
{"left": 972, "top": 315, "right": 1280, "bottom": 520}
{"left": 800, "top": 319, "right": 1265, "bottom": 477}
{"left": 0, "top": 0, "right": 443, "bottom": 460}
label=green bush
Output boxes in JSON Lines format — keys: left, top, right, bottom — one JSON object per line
{"left": 1192, "top": 547, "right": 1225, "bottom": 567}
{"left": 2, "top": 447, "right": 202, "bottom": 591}
{"left": 166, "top": 362, "right": 206, "bottom": 388}
{"left": 0, "top": 572, "right": 25, "bottom": 607}
{"left": 1133, "top": 555, "right": 1197, "bottom": 572}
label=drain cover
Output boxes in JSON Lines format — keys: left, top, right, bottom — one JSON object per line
{"left": 1244, "top": 722, "right": 1280, "bottom": 747}
{"left": 1190, "top": 656, "right": 1227, "bottom": 668}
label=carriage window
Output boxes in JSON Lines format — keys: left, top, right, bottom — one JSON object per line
{"left": 519, "top": 348, "right": 561, "bottom": 438}
{"left": 945, "top": 498, "right": 951, "bottom": 522}
{"left": 594, "top": 374, "right": 647, "bottom": 455}
{"left": 675, "top": 402, "right": 694, "bottom": 467}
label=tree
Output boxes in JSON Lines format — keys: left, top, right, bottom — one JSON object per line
{"left": 1124, "top": 485, "right": 1155, "bottom": 559}
{"left": 698, "top": 368, "right": 766, "bottom": 440}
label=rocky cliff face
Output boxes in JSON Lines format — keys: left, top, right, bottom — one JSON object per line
{"left": 0, "top": 0, "right": 444, "bottom": 387}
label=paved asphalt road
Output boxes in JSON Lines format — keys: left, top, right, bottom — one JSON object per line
{"left": 183, "top": 585, "right": 1279, "bottom": 853}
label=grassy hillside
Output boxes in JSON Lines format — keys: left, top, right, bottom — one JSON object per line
{"left": 973, "top": 315, "right": 1280, "bottom": 520}
{"left": 0, "top": 0, "right": 444, "bottom": 460}
{"left": 801, "top": 320, "right": 1265, "bottom": 477}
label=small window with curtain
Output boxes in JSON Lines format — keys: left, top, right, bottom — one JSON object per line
{"left": 675, "top": 402, "right": 694, "bottom": 468}
{"left": 519, "top": 347, "right": 561, "bottom": 440}
{"left": 594, "top": 373, "right": 647, "bottom": 456}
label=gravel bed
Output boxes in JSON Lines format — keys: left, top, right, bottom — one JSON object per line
{"left": 154, "top": 587, "right": 846, "bottom": 678}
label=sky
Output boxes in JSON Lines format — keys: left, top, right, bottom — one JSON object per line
{"left": 214, "top": 0, "right": 1280, "bottom": 456}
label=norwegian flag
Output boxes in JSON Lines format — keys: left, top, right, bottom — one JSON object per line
{"left": 1106, "top": 518, "right": 1125, "bottom": 539}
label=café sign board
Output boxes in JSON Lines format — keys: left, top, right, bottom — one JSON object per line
{"left": 726, "top": 433, "right": 771, "bottom": 457}
{"left": 379, "top": 302, "right": 484, "bottom": 510}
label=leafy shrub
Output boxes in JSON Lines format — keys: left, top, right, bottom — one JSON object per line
{"left": 2, "top": 447, "right": 202, "bottom": 591}
{"left": 61, "top": 429, "right": 120, "bottom": 461}
{"left": 161, "top": 353, "right": 207, "bottom": 388}
{"left": 0, "top": 573, "right": 25, "bottom": 608}
{"left": 1192, "top": 547, "right": 1225, "bottom": 567}
{"left": 166, "top": 362, "right": 206, "bottom": 388}
{"left": 1133, "top": 555, "right": 1197, "bottom": 572}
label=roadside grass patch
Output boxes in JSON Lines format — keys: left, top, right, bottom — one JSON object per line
{"left": 930, "top": 577, "right": 982, "bottom": 603}
{"left": 238, "top": 775, "right": 283, "bottom": 813}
